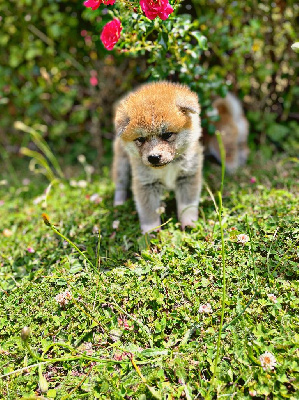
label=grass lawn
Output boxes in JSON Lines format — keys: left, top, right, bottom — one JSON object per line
{"left": 0, "top": 151, "right": 298, "bottom": 399}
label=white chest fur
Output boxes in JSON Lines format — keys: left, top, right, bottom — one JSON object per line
{"left": 152, "top": 162, "right": 181, "bottom": 190}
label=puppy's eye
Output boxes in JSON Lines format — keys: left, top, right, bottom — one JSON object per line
{"left": 135, "top": 137, "right": 146, "bottom": 145}
{"left": 161, "top": 132, "right": 174, "bottom": 141}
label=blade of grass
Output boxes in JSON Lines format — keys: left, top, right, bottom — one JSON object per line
{"left": 209, "top": 215, "right": 260, "bottom": 339}
{"left": 0, "top": 355, "right": 163, "bottom": 379}
{"left": 111, "top": 300, "right": 154, "bottom": 348}
{"left": 20, "top": 148, "right": 56, "bottom": 182}
{"left": 61, "top": 363, "right": 94, "bottom": 400}
{"left": 210, "top": 131, "right": 226, "bottom": 389}
{"left": 0, "top": 144, "right": 19, "bottom": 185}
{"left": 130, "top": 355, "right": 162, "bottom": 400}
{"left": 266, "top": 226, "right": 279, "bottom": 282}
{"left": 95, "top": 227, "right": 101, "bottom": 270}
{"left": 15, "top": 121, "right": 64, "bottom": 179}
{"left": 42, "top": 213, "right": 96, "bottom": 272}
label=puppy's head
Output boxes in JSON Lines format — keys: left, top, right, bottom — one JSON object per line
{"left": 114, "top": 82, "right": 201, "bottom": 168}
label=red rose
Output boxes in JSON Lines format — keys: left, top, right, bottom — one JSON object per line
{"left": 140, "top": 0, "right": 173, "bottom": 20}
{"left": 100, "top": 18, "right": 122, "bottom": 51}
{"left": 84, "top": 0, "right": 116, "bottom": 11}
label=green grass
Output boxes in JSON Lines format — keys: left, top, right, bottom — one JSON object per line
{"left": 0, "top": 152, "right": 298, "bottom": 399}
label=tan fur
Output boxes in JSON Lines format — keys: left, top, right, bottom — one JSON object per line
{"left": 204, "top": 93, "right": 249, "bottom": 173}
{"left": 113, "top": 81, "right": 203, "bottom": 234}
{"left": 116, "top": 82, "right": 198, "bottom": 141}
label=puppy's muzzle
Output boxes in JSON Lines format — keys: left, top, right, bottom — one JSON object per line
{"left": 148, "top": 154, "right": 162, "bottom": 166}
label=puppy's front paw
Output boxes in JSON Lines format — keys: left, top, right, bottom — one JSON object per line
{"left": 225, "top": 158, "right": 239, "bottom": 174}
{"left": 179, "top": 206, "right": 198, "bottom": 230}
{"left": 238, "top": 147, "right": 249, "bottom": 166}
{"left": 181, "top": 220, "right": 196, "bottom": 230}
{"left": 114, "top": 190, "right": 127, "bottom": 206}
{"left": 141, "top": 220, "right": 161, "bottom": 235}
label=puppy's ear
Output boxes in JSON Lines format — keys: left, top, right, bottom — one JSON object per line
{"left": 114, "top": 101, "right": 130, "bottom": 137}
{"left": 176, "top": 93, "right": 200, "bottom": 115}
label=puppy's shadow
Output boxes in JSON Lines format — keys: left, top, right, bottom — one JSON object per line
{"left": 163, "top": 194, "right": 177, "bottom": 222}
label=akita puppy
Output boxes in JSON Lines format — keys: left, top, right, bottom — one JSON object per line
{"left": 113, "top": 81, "right": 203, "bottom": 234}
{"left": 112, "top": 82, "right": 249, "bottom": 233}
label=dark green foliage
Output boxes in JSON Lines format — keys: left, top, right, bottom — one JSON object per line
{"left": 1, "top": 0, "right": 298, "bottom": 162}
{"left": 0, "top": 0, "right": 137, "bottom": 162}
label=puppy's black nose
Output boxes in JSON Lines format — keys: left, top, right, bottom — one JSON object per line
{"left": 148, "top": 154, "right": 161, "bottom": 165}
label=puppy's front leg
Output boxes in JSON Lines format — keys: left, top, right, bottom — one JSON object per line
{"left": 113, "top": 137, "right": 130, "bottom": 206}
{"left": 175, "top": 171, "right": 202, "bottom": 230}
{"left": 133, "top": 179, "right": 162, "bottom": 234}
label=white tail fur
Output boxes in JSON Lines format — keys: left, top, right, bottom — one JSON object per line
{"left": 213, "top": 93, "right": 248, "bottom": 143}
{"left": 224, "top": 93, "right": 244, "bottom": 120}
{"left": 213, "top": 92, "right": 243, "bottom": 120}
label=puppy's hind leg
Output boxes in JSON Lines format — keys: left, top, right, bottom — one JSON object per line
{"left": 113, "top": 137, "right": 130, "bottom": 206}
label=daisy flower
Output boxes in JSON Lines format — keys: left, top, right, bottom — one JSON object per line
{"left": 237, "top": 233, "right": 250, "bottom": 244}
{"left": 259, "top": 351, "right": 277, "bottom": 371}
{"left": 55, "top": 290, "right": 72, "bottom": 307}
{"left": 267, "top": 293, "right": 277, "bottom": 303}
{"left": 199, "top": 303, "right": 213, "bottom": 313}
{"left": 112, "top": 220, "right": 120, "bottom": 230}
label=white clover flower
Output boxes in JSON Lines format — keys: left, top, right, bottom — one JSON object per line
{"left": 70, "top": 180, "right": 78, "bottom": 187}
{"left": 85, "top": 165, "right": 95, "bottom": 174}
{"left": 291, "top": 42, "right": 299, "bottom": 53}
{"left": 89, "top": 193, "right": 99, "bottom": 203}
{"left": 3, "top": 229, "right": 13, "bottom": 237}
{"left": 267, "top": 293, "right": 277, "bottom": 303}
{"left": 112, "top": 220, "right": 120, "bottom": 230}
{"left": 81, "top": 342, "right": 93, "bottom": 355}
{"left": 22, "top": 178, "right": 30, "bottom": 185}
{"left": 78, "top": 154, "right": 86, "bottom": 163}
{"left": 33, "top": 194, "right": 46, "bottom": 205}
{"left": 77, "top": 180, "right": 87, "bottom": 188}
{"left": 249, "top": 390, "right": 257, "bottom": 397}
{"left": 199, "top": 303, "right": 213, "bottom": 313}
{"left": 92, "top": 225, "right": 99, "bottom": 234}
{"left": 55, "top": 290, "right": 72, "bottom": 306}
{"left": 259, "top": 351, "right": 277, "bottom": 371}
{"left": 237, "top": 233, "right": 250, "bottom": 244}
{"left": 155, "top": 206, "right": 165, "bottom": 215}
{"left": 89, "top": 193, "right": 102, "bottom": 203}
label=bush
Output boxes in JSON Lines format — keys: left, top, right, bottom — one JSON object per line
{"left": 0, "top": 0, "right": 298, "bottom": 162}
{"left": 0, "top": 0, "right": 139, "bottom": 162}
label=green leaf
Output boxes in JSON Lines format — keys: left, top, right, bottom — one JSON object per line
{"left": 25, "top": 47, "right": 42, "bottom": 60}
{"left": 158, "top": 32, "right": 168, "bottom": 51}
{"left": 190, "top": 31, "right": 207, "bottom": 49}
{"left": 141, "top": 348, "right": 168, "bottom": 357}
{"left": 38, "top": 365, "right": 49, "bottom": 393}
{"left": 266, "top": 123, "right": 289, "bottom": 142}
{"left": 9, "top": 46, "right": 23, "bottom": 67}
{"left": 47, "top": 389, "right": 57, "bottom": 398}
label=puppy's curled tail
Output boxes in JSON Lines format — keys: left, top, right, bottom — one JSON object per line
{"left": 213, "top": 93, "right": 244, "bottom": 121}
